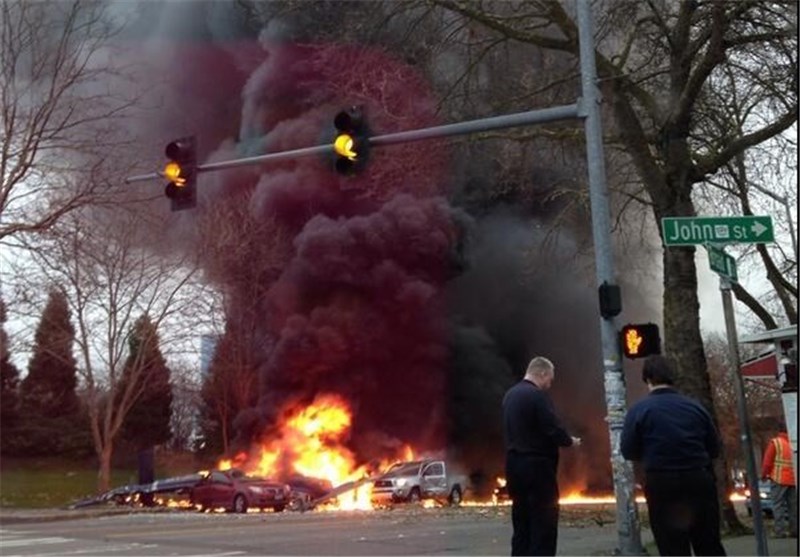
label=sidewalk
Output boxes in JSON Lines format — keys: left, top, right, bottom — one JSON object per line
{"left": 0, "top": 505, "right": 172, "bottom": 525}
{"left": 623, "top": 529, "right": 797, "bottom": 557}
{"left": 721, "top": 534, "right": 798, "bottom": 557}
{"left": 562, "top": 524, "right": 798, "bottom": 556}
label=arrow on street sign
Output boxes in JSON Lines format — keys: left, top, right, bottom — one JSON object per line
{"left": 661, "top": 216, "right": 774, "bottom": 246}
{"left": 706, "top": 244, "right": 738, "bottom": 283}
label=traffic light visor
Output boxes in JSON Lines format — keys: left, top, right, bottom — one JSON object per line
{"left": 334, "top": 109, "right": 362, "bottom": 131}
{"left": 165, "top": 139, "right": 193, "bottom": 160}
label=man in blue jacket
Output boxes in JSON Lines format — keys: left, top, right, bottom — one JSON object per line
{"left": 503, "top": 356, "right": 581, "bottom": 556}
{"left": 621, "top": 354, "right": 726, "bottom": 556}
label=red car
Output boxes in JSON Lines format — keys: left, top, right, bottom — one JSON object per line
{"left": 191, "top": 469, "right": 290, "bottom": 513}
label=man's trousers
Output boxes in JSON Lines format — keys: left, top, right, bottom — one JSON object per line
{"left": 644, "top": 468, "right": 726, "bottom": 556}
{"left": 506, "top": 453, "right": 559, "bottom": 556}
{"left": 770, "top": 483, "right": 798, "bottom": 537}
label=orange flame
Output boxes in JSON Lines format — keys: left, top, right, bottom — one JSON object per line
{"left": 215, "top": 393, "right": 416, "bottom": 510}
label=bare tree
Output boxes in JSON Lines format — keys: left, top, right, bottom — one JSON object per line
{"left": 0, "top": 0, "right": 138, "bottom": 243}
{"left": 194, "top": 193, "right": 289, "bottom": 455}
{"left": 19, "top": 206, "right": 206, "bottom": 492}
{"left": 705, "top": 333, "right": 784, "bottom": 476}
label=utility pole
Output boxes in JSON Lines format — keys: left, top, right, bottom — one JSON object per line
{"left": 127, "top": 3, "right": 642, "bottom": 551}
{"left": 577, "top": 2, "right": 642, "bottom": 554}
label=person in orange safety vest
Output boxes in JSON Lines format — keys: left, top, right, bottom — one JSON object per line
{"left": 761, "top": 429, "right": 797, "bottom": 538}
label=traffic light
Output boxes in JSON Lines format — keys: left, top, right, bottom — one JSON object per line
{"left": 332, "top": 107, "right": 369, "bottom": 174}
{"left": 620, "top": 323, "right": 661, "bottom": 359}
{"left": 163, "top": 136, "right": 197, "bottom": 211}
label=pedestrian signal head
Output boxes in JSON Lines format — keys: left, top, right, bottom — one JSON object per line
{"left": 620, "top": 323, "right": 661, "bottom": 359}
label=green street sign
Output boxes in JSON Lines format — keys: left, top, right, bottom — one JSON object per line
{"left": 706, "top": 245, "right": 738, "bottom": 282}
{"left": 662, "top": 216, "right": 774, "bottom": 246}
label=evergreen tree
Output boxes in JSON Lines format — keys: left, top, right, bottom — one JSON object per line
{"left": 14, "top": 288, "right": 90, "bottom": 456}
{"left": 119, "top": 315, "right": 173, "bottom": 449}
{"left": 0, "top": 297, "right": 21, "bottom": 441}
{"left": 198, "top": 326, "right": 259, "bottom": 456}
{"left": 21, "top": 289, "right": 78, "bottom": 417}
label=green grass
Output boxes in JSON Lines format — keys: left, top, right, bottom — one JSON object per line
{"left": 0, "top": 468, "right": 137, "bottom": 508}
{"left": 0, "top": 454, "right": 203, "bottom": 508}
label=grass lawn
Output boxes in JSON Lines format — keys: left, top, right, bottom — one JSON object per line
{"left": 0, "top": 454, "right": 203, "bottom": 508}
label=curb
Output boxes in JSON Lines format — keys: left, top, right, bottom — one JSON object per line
{"left": 0, "top": 506, "right": 173, "bottom": 525}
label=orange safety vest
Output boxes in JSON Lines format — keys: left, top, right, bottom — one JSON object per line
{"left": 765, "top": 434, "right": 796, "bottom": 486}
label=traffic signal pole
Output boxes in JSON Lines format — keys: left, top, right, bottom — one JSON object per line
{"left": 576, "top": 1, "right": 642, "bottom": 553}
{"left": 124, "top": 104, "right": 580, "bottom": 184}
{"left": 127, "top": 3, "right": 642, "bottom": 551}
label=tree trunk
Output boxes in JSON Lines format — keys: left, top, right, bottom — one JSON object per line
{"left": 97, "top": 444, "right": 113, "bottom": 493}
{"left": 715, "top": 456, "right": 749, "bottom": 535}
{"left": 222, "top": 410, "right": 230, "bottom": 455}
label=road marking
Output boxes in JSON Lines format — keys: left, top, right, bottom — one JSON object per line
{"left": 0, "top": 536, "right": 73, "bottom": 547}
{"left": 102, "top": 522, "right": 274, "bottom": 540}
{"left": 1, "top": 543, "right": 160, "bottom": 556}
{"left": 1, "top": 523, "right": 254, "bottom": 557}
{"left": 176, "top": 553, "right": 246, "bottom": 556}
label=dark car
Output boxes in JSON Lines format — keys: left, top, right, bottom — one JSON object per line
{"left": 285, "top": 475, "right": 334, "bottom": 510}
{"left": 744, "top": 479, "right": 774, "bottom": 518}
{"left": 191, "top": 469, "right": 290, "bottom": 513}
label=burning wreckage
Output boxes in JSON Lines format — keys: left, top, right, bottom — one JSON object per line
{"left": 71, "top": 470, "right": 338, "bottom": 513}
{"left": 71, "top": 395, "right": 478, "bottom": 513}
{"left": 71, "top": 461, "right": 466, "bottom": 513}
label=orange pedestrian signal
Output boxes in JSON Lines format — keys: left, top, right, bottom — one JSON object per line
{"left": 620, "top": 323, "right": 661, "bottom": 359}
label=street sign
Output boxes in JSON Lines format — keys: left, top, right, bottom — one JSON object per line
{"left": 662, "top": 216, "right": 774, "bottom": 246}
{"left": 706, "top": 244, "right": 738, "bottom": 282}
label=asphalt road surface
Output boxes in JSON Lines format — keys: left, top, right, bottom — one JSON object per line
{"left": 0, "top": 505, "right": 624, "bottom": 556}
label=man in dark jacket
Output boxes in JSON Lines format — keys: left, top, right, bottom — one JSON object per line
{"left": 621, "top": 354, "right": 726, "bottom": 556}
{"left": 502, "top": 356, "right": 581, "bottom": 556}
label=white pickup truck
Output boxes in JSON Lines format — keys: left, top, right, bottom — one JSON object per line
{"left": 370, "top": 459, "right": 467, "bottom": 506}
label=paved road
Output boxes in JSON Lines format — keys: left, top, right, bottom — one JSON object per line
{"left": 0, "top": 506, "right": 624, "bottom": 556}
{"left": 0, "top": 505, "right": 796, "bottom": 556}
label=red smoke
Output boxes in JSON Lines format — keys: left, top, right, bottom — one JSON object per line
{"left": 173, "top": 41, "right": 462, "bottom": 461}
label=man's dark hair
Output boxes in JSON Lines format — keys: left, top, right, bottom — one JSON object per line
{"left": 642, "top": 355, "right": 676, "bottom": 386}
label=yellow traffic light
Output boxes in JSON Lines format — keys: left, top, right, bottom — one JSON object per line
{"left": 334, "top": 133, "right": 357, "bottom": 160}
{"left": 332, "top": 107, "right": 369, "bottom": 174}
{"left": 163, "top": 162, "right": 186, "bottom": 186}
{"left": 620, "top": 323, "right": 661, "bottom": 359}
{"left": 164, "top": 136, "right": 197, "bottom": 211}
